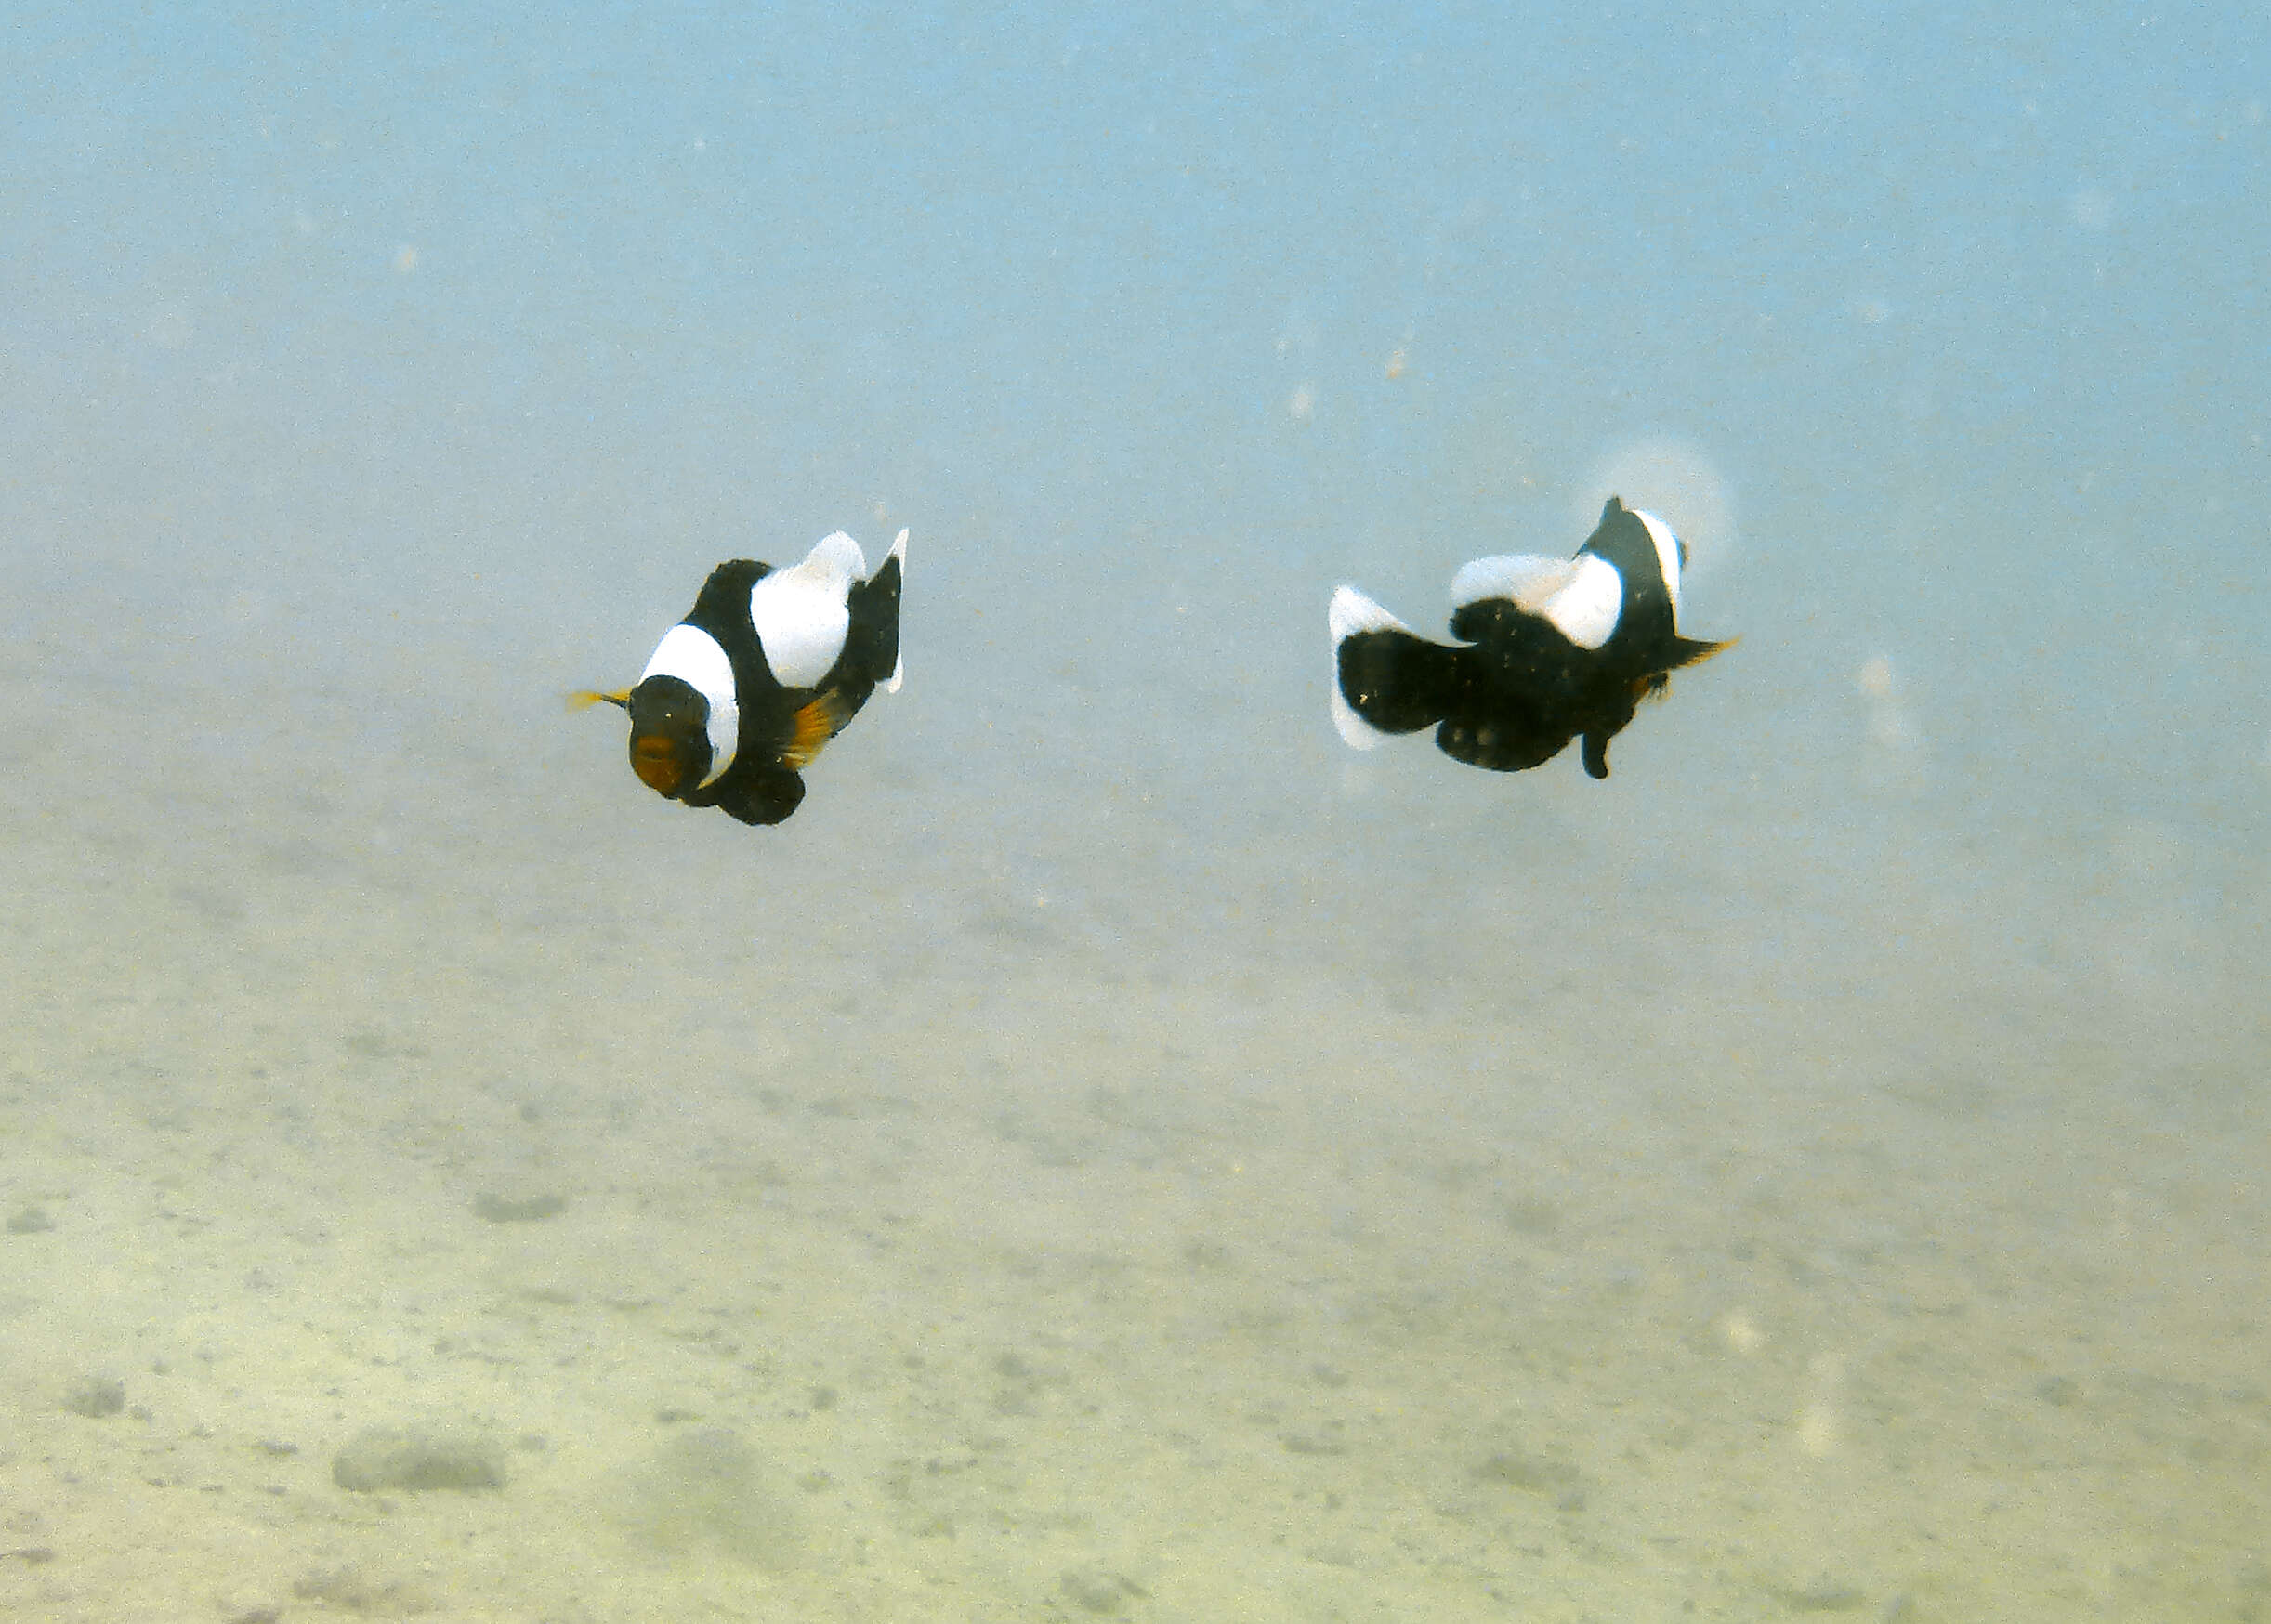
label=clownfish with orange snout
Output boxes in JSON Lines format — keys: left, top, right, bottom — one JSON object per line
{"left": 575, "top": 529, "right": 905, "bottom": 826}
{"left": 1329, "top": 497, "right": 1730, "bottom": 780}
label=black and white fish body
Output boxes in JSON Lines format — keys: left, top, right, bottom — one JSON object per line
{"left": 578, "top": 529, "right": 906, "bottom": 825}
{"left": 1330, "top": 497, "right": 1729, "bottom": 779}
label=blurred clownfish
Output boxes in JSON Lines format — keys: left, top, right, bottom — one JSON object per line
{"left": 1329, "top": 497, "right": 1730, "bottom": 780}
{"left": 574, "top": 530, "right": 906, "bottom": 826}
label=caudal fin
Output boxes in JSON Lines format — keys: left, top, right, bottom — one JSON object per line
{"left": 847, "top": 528, "right": 905, "bottom": 695}
{"left": 875, "top": 529, "right": 907, "bottom": 692}
{"left": 1329, "top": 585, "right": 1463, "bottom": 749}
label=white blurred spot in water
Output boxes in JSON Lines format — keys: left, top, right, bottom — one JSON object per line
{"left": 1274, "top": 307, "right": 1318, "bottom": 360}
{"left": 1858, "top": 655, "right": 1919, "bottom": 744}
{"left": 1288, "top": 384, "right": 1317, "bottom": 422}
{"left": 1793, "top": 1354, "right": 1846, "bottom": 1458}
{"left": 1858, "top": 653, "right": 1926, "bottom": 790}
{"left": 395, "top": 243, "right": 421, "bottom": 273}
{"left": 2068, "top": 187, "right": 2115, "bottom": 231}
{"left": 1795, "top": 1398, "right": 1841, "bottom": 1458}
{"left": 1579, "top": 438, "right": 1735, "bottom": 584}
{"left": 1720, "top": 1308, "right": 1764, "bottom": 1356}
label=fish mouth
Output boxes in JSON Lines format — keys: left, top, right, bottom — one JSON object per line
{"left": 631, "top": 736, "right": 684, "bottom": 795}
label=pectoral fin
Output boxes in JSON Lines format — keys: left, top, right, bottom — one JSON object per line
{"left": 781, "top": 690, "right": 858, "bottom": 769}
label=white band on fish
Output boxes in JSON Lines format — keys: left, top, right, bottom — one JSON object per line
{"left": 641, "top": 622, "right": 740, "bottom": 786}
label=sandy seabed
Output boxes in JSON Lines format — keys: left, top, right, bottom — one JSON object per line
{"left": 2, "top": 640, "right": 2265, "bottom": 1624}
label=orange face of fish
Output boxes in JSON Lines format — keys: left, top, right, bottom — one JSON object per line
{"left": 630, "top": 731, "right": 686, "bottom": 795}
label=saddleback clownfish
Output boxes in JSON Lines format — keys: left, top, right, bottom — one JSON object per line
{"left": 575, "top": 530, "right": 906, "bottom": 825}
{"left": 1329, "top": 497, "right": 1730, "bottom": 779}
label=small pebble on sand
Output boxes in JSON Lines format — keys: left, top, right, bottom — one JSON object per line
{"left": 332, "top": 1427, "right": 505, "bottom": 1492}
{"left": 62, "top": 1376, "right": 125, "bottom": 1418}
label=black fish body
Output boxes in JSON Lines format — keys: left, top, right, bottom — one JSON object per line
{"left": 1330, "top": 497, "right": 1727, "bottom": 779}
{"left": 583, "top": 530, "right": 906, "bottom": 825}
